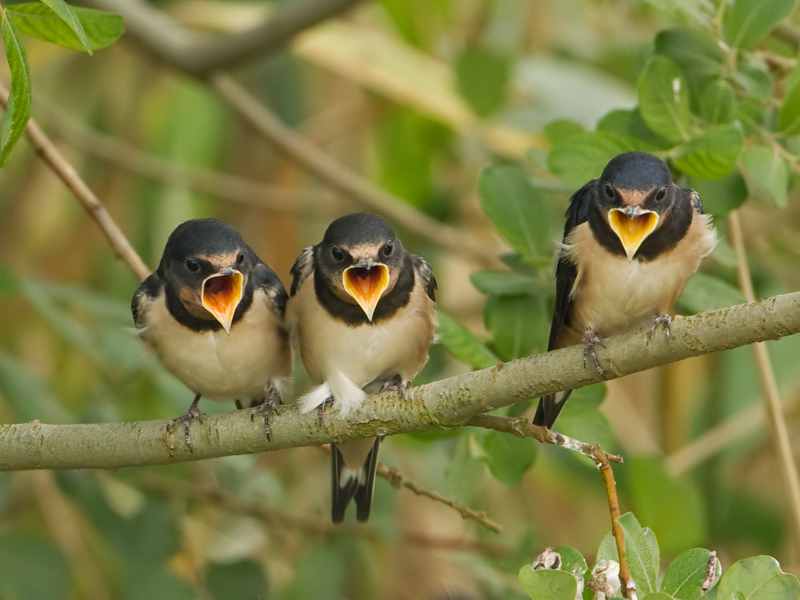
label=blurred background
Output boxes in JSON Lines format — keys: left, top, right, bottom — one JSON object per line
{"left": 0, "top": 0, "right": 799, "bottom": 598}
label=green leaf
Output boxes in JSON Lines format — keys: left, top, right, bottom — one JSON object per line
{"left": 699, "top": 80, "right": 737, "bottom": 124}
{"left": 677, "top": 272, "right": 746, "bottom": 314}
{"left": 654, "top": 28, "right": 725, "bottom": 98}
{"left": 548, "top": 131, "right": 645, "bottom": 188}
{"left": 779, "top": 66, "right": 800, "bottom": 135}
{"left": 672, "top": 124, "right": 743, "bottom": 179}
{"left": 597, "top": 532, "right": 619, "bottom": 563}
{"left": 484, "top": 294, "right": 547, "bottom": 361}
{"left": 480, "top": 430, "right": 537, "bottom": 485}
{"left": 661, "top": 548, "right": 721, "bottom": 599}
{"left": 207, "top": 560, "right": 268, "bottom": 600}
{"left": 5, "top": 3, "right": 124, "bottom": 52}
{"left": 637, "top": 55, "right": 691, "bottom": 142}
{"left": 687, "top": 171, "right": 748, "bottom": 218}
{"left": 544, "top": 119, "right": 586, "bottom": 145}
{"left": 478, "top": 164, "right": 550, "bottom": 260}
{"left": 555, "top": 546, "right": 589, "bottom": 581}
{"left": 741, "top": 145, "right": 790, "bottom": 208}
{"left": 718, "top": 556, "right": 800, "bottom": 600}
{"left": 597, "top": 109, "right": 673, "bottom": 150}
{"left": 723, "top": 0, "right": 795, "bottom": 49}
{"left": 616, "top": 512, "right": 660, "bottom": 596}
{"left": 641, "top": 594, "right": 677, "bottom": 600}
{"left": 436, "top": 311, "right": 499, "bottom": 370}
{"left": 557, "top": 384, "right": 614, "bottom": 448}
{"left": 733, "top": 54, "right": 773, "bottom": 100}
{"left": 40, "top": 0, "right": 91, "bottom": 52}
{"left": 519, "top": 565, "right": 578, "bottom": 600}
{"left": 0, "top": 12, "right": 32, "bottom": 166}
{"left": 559, "top": 383, "right": 606, "bottom": 417}
{"left": 456, "top": 47, "right": 511, "bottom": 117}
{"left": 470, "top": 271, "right": 544, "bottom": 297}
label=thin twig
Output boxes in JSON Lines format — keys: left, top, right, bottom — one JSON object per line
{"left": 208, "top": 72, "right": 503, "bottom": 268}
{"left": 377, "top": 462, "right": 502, "bottom": 533}
{"left": 467, "top": 415, "right": 634, "bottom": 597}
{"left": 35, "top": 100, "right": 336, "bottom": 217}
{"left": 729, "top": 210, "right": 800, "bottom": 547}
{"left": 138, "top": 474, "right": 509, "bottom": 556}
{"left": 0, "top": 83, "right": 150, "bottom": 282}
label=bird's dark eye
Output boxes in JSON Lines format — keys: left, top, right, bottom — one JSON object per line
{"left": 382, "top": 240, "right": 393, "bottom": 257}
{"left": 236, "top": 253, "right": 245, "bottom": 266}
{"left": 185, "top": 259, "right": 200, "bottom": 272}
{"left": 331, "top": 246, "right": 345, "bottom": 262}
{"left": 604, "top": 183, "right": 615, "bottom": 199}
{"left": 655, "top": 187, "right": 667, "bottom": 202}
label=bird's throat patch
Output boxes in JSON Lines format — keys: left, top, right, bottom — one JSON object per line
{"left": 202, "top": 271, "right": 243, "bottom": 333}
{"left": 608, "top": 209, "right": 659, "bottom": 260}
{"left": 343, "top": 264, "right": 389, "bottom": 322}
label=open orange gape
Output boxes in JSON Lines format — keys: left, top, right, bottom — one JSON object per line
{"left": 201, "top": 270, "right": 244, "bottom": 333}
{"left": 608, "top": 208, "right": 660, "bottom": 260}
{"left": 342, "top": 263, "right": 389, "bottom": 321}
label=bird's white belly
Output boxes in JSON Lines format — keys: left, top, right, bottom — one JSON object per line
{"left": 140, "top": 295, "right": 291, "bottom": 402}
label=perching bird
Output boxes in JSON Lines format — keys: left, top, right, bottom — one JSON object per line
{"left": 534, "top": 152, "right": 717, "bottom": 428}
{"left": 286, "top": 213, "right": 437, "bottom": 523}
{"left": 132, "top": 218, "right": 293, "bottom": 447}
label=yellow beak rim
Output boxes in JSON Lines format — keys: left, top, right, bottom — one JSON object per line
{"left": 342, "top": 263, "right": 390, "bottom": 321}
{"left": 201, "top": 270, "right": 244, "bottom": 334}
{"left": 608, "top": 209, "right": 660, "bottom": 260}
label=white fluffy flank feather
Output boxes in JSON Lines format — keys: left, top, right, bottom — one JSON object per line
{"left": 297, "top": 371, "right": 367, "bottom": 417}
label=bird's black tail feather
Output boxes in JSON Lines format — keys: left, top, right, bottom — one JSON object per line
{"left": 533, "top": 390, "right": 572, "bottom": 428}
{"left": 331, "top": 438, "right": 381, "bottom": 523}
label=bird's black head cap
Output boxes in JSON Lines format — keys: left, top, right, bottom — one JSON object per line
{"left": 600, "top": 152, "right": 672, "bottom": 191}
{"left": 162, "top": 218, "right": 247, "bottom": 264}
{"left": 322, "top": 213, "right": 396, "bottom": 247}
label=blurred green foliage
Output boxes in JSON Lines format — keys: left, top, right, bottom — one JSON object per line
{"left": 0, "top": 0, "right": 799, "bottom": 598}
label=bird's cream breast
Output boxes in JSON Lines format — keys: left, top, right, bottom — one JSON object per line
{"left": 563, "top": 213, "right": 716, "bottom": 337}
{"left": 286, "top": 276, "right": 437, "bottom": 388}
{"left": 139, "top": 290, "right": 292, "bottom": 401}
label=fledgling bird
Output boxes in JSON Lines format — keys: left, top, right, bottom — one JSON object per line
{"left": 286, "top": 213, "right": 437, "bottom": 523}
{"left": 534, "top": 152, "right": 717, "bottom": 428}
{"left": 132, "top": 218, "right": 293, "bottom": 447}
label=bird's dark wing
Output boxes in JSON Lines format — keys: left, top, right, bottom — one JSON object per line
{"left": 131, "top": 273, "right": 161, "bottom": 329}
{"left": 412, "top": 255, "right": 437, "bottom": 302}
{"left": 534, "top": 179, "right": 598, "bottom": 428}
{"left": 252, "top": 259, "right": 288, "bottom": 319}
{"left": 289, "top": 246, "right": 315, "bottom": 297}
{"left": 331, "top": 438, "right": 381, "bottom": 523}
{"left": 683, "top": 188, "right": 704, "bottom": 214}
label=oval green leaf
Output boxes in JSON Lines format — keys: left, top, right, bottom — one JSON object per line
{"left": 6, "top": 3, "right": 125, "bottom": 52}
{"left": 779, "top": 67, "right": 800, "bottom": 135}
{"left": 741, "top": 145, "right": 790, "bottom": 208}
{"left": 687, "top": 171, "right": 748, "bottom": 218}
{"left": 480, "top": 430, "right": 537, "bottom": 486}
{"left": 478, "top": 164, "right": 549, "bottom": 260}
{"left": 0, "top": 13, "right": 32, "bottom": 167}
{"left": 436, "top": 311, "right": 499, "bottom": 370}
{"left": 672, "top": 124, "right": 743, "bottom": 179}
{"left": 617, "top": 512, "right": 660, "bottom": 596}
{"left": 548, "top": 131, "right": 646, "bottom": 188}
{"left": 699, "top": 80, "right": 737, "bottom": 124}
{"left": 723, "top": 0, "right": 795, "bottom": 49}
{"left": 661, "top": 548, "right": 721, "bottom": 599}
{"left": 637, "top": 55, "right": 691, "bottom": 142}
{"left": 519, "top": 565, "right": 579, "bottom": 600}
{"left": 718, "top": 556, "right": 800, "bottom": 600}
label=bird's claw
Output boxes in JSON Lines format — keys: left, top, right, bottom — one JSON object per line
{"left": 648, "top": 314, "right": 672, "bottom": 342}
{"left": 583, "top": 330, "right": 605, "bottom": 375}
{"left": 379, "top": 377, "right": 410, "bottom": 398}
{"left": 167, "top": 402, "right": 204, "bottom": 451}
{"left": 251, "top": 388, "right": 281, "bottom": 441}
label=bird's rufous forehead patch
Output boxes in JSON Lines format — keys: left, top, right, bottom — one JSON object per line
{"left": 195, "top": 251, "right": 241, "bottom": 269}
{"left": 344, "top": 242, "right": 384, "bottom": 260}
{"left": 616, "top": 188, "right": 655, "bottom": 206}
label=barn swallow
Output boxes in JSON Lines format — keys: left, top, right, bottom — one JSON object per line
{"left": 286, "top": 213, "right": 437, "bottom": 522}
{"left": 534, "top": 152, "right": 717, "bottom": 428}
{"left": 132, "top": 218, "right": 293, "bottom": 447}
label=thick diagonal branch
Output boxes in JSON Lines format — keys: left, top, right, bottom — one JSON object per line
{"left": 0, "top": 292, "right": 798, "bottom": 471}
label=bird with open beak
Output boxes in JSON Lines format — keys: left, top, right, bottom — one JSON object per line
{"left": 286, "top": 213, "right": 437, "bottom": 523}
{"left": 534, "top": 152, "right": 718, "bottom": 429}
{"left": 132, "top": 218, "right": 293, "bottom": 447}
